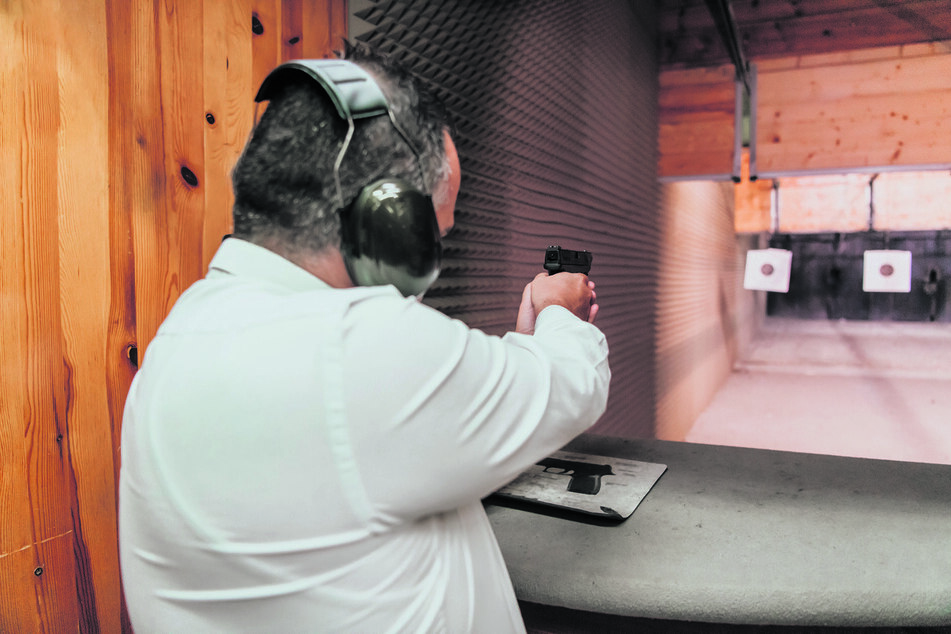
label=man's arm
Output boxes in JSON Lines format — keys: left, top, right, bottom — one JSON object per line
{"left": 343, "top": 284, "right": 609, "bottom": 522}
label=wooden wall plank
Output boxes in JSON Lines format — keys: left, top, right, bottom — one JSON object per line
{"left": 104, "top": 4, "right": 139, "bottom": 632}
{"left": 203, "top": 0, "right": 253, "bottom": 272}
{"left": 282, "top": 0, "right": 305, "bottom": 60}
{"left": 755, "top": 41, "right": 948, "bottom": 72}
{"left": 301, "top": 0, "right": 342, "bottom": 58}
{"left": 761, "top": 54, "right": 951, "bottom": 102}
{"left": 1, "top": 535, "right": 79, "bottom": 633}
{"left": 0, "top": 0, "right": 31, "bottom": 567}
{"left": 55, "top": 0, "right": 121, "bottom": 629}
{"left": 132, "top": 0, "right": 206, "bottom": 359}
{"left": 127, "top": 1, "right": 170, "bottom": 364}
{"left": 757, "top": 44, "right": 951, "bottom": 174}
{"left": 329, "top": 0, "right": 348, "bottom": 54}
{"left": 0, "top": 6, "right": 42, "bottom": 629}
{"left": 252, "top": 0, "right": 283, "bottom": 94}
{"left": 159, "top": 0, "right": 206, "bottom": 326}
{"left": 0, "top": 1, "right": 81, "bottom": 629}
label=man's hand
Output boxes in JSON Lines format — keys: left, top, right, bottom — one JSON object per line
{"left": 516, "top": 272, "right": 599, "bottom": 334}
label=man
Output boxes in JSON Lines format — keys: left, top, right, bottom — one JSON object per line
{"left": 119, "top": 45, "right": 610, "bottom": 633}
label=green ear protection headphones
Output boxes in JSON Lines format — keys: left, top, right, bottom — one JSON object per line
{"left": 254, "top": 59, "right": 442, "bottom": 298}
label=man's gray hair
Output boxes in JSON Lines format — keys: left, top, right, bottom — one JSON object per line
{"left": 231, "top": 42, "right": 450, "bottom": 257}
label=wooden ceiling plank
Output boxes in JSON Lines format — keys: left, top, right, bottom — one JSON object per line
{"left": 730, "top": 0, "right": 944, "bottom": 23}
{"left": 659, "top": 0, "right": 951, "bottom": 68}
{"left": 740, "top": 5, "right": 951, "bottom": 60}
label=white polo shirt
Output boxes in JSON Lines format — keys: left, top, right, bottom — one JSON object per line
{"left": 119, "top": 238, "right": 610, "bottom": 633}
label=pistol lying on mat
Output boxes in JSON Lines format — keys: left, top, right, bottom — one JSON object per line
{"left": 544, "top": 245, "right": 592, "bottom": 275}
{"left": 538, "top": 456, "right": 614, "bottom": 495}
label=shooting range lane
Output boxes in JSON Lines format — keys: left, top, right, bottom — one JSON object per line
{"left": 485, "top": 435, "right": 951, "bottom": 628}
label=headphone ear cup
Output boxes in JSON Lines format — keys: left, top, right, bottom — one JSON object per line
{"left": 340, "top": 178, "right": 442, "bottom": 297}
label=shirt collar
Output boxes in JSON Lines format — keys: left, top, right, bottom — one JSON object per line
{"left": 207, "top": 237, "right": 332, "bottom": 293}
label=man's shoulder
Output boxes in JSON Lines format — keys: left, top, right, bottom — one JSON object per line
{"left": 157, "top": 276, "right": 447, "bottom": 337}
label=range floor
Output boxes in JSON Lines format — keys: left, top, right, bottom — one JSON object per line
{"left": 686, "top": 317, "right": 951, "bottom": 465}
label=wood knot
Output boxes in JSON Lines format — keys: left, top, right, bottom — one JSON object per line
{"left": 180, "top": 166, "right": 199, "bottom": 188}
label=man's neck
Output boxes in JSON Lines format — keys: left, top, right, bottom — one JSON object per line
{"left": 254, "top": 237, "right": 354, "bottom": 289}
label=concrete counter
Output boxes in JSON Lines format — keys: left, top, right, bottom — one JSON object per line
{"left": 485, "top": 435, "right": 951, "bottom": 628}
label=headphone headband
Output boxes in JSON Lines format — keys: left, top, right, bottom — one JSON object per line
{"left": 255, "top": 59, "right": 427, "bottom": 207}
{"left": 255, "top": 59, "right": 389, "bottom": 120}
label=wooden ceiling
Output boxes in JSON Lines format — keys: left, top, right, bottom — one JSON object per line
{"left": 658, "top": 0, "right": 951, "bottom": 69}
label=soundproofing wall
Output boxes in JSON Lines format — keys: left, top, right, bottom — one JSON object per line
{"left": 354, "top": 0, "right": 660, "bottom": 437}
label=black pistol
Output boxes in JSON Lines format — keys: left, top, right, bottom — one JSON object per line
{"left": 544, "top": 246, "right": 592, "bottom": 275}
{"left": 538, "top": 457, "right": 614, "bottom": 495}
